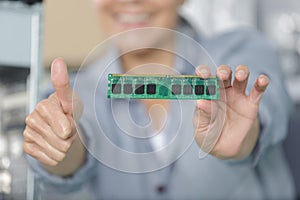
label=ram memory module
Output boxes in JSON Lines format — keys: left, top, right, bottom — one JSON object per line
{"left": 107, "top": 74, "right": 219, "bottom": 100}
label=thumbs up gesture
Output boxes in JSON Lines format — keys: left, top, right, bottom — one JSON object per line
{"left": 23, "top": 58, "right": 84, "bottom": 167}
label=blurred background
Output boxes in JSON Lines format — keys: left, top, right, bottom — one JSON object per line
{"left": 0, "top": 0, "right": 299, "bottom": 199}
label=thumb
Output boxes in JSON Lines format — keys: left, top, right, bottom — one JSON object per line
{"left": 51, "top": 58, "right": 73, "bottom": 114}
{"left": 194, "top": 100, "right": 221, "bottom": 154}
{"left": 194, "top": 100, "right": 213, "bottom": 134}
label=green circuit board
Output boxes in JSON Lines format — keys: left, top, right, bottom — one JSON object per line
{"left": 107, "top": 74, "right": 219, "bottom": 100}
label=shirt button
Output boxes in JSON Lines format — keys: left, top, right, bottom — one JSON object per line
{"left": 156, "top": 185, "right": 167, "bottom": 194}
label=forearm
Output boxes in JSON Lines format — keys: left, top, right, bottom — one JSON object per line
{"left": 43, "top": 136, "right": 86, "bottom": 177}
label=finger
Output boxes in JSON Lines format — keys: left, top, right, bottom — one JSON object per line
{"left": 249, "top": 74, "right": 269, "bottom": 104}
{"left": 26, "top": 111, "right": 54, "bottom": 138}
{"left": 36, "top": 99, "right": 73, "bottom": 139}
{"left": 26, "top": 110, "right": 73, "bottom": 144}
{"left": 194, "top": 101, "right": 213, "bottom": 143}
{"left": 193, "top": 101, "right": 220, "bottom": 153}
{"left": 23, "top": 124, "right": 74, "bottom": 154}
{"left": 23, "top": 127, "right": 66, "bottom": 162}
{"left": 66, "top": 114, "right": 78, "bottom": 139}
{"left": 194, "top": 100, "right": 222, "bottom": 132}
{"left": 193, "top": 107, "right": 211, "bottom": 141}
{"left": 195, "top": 100, "right": 212, "bottom": 115}
{"left": 233, "top": 65, "right": 249, "bottom": 94}
{"left": 51, "top": 58, "right": 73, "bottom": 114}
{"left": 195, "top": 65, "right": 211, "bottom": 79}
{"left": 23, "top": 142, "right": 58, "bottom": 166}
{"left": 216, "top": 65, "right": 232, "bottom": 89}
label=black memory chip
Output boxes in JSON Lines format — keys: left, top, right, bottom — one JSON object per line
{"left": 112, "top": 84, "right": 121, "bottom": 94}
{"left": 123, "top": 84, "right": 133, "bottom": 94}
{"left": 147, "top": 84, "right": 156, "bottom": 94}
{"left": 183, "top": 85, "right": 193, "bottom": 95}
{"left": 135, "top": 84, "right": 145, "bottom": 94}
{"left": 195, "top": 85, "right": 204, "bottom": 95}
{"left": 206, "top": 85, "right": 216, "bottom": 95}
{"left": 172, "top": 85, "right": 181, "bottom": 95}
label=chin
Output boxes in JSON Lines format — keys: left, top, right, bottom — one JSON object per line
{"left": 110, "top": 26, "right": 173, "bottom": 53}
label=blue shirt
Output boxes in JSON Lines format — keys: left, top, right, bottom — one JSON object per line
{"left": 28, "top": 17, "right": 295, "bottom": 199}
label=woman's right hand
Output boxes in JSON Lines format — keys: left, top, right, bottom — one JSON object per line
{"left": 23, "top": 58, "right": 83, "bottom": 167}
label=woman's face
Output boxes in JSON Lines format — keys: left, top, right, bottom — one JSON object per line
{"left": 94, "top": 0, "right": 184, "bottom": 37}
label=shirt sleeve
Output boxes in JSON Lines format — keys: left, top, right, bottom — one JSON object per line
{"left": 207, "top": 28, "right": 293, "bottom": 166}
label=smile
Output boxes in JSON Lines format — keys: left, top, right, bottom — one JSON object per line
{"left": 117, "top": 13, "right": 151, "bottom": 24}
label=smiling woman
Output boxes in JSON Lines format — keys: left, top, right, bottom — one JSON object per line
{"left": 24, "top": 0, "right": 295, "bottom": 199}
{"left": 94, "top": 0, "right": 184, "bottom": 35}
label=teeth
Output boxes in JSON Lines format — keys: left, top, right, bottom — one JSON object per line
{"left": 117, "top": 13, "right": 150, "bottom": 24}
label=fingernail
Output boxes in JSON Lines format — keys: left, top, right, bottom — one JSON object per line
{"left": 219, "top": 69, "right": 228, "bottom": 76}
{"left": 236, "top": 70, "right": 246, "bottom": 78}
{"left": 259, "top": 76, "right": 267, "bottom": 84}
{"left": 200, "top": 68, "right": 209, "bottom": 75}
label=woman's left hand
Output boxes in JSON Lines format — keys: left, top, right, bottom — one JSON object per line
{"left": 193, "top": 65, "right": 269, "bottom": 160}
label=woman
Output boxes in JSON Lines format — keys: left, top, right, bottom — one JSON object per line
{"left": 23, "top": 0, "right": 295, "bottom": 199}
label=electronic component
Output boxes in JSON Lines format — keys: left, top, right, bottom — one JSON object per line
{"left": 107, "top": 74, "right": 219, "bottom": 100}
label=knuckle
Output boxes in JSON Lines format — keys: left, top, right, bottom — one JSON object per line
{"left": 23, "top": 143, "right": 29, "bottom": 154}
{"left": 23, "top": 142, "right": 35, "bottom": 156}
{"left": 36, "top": 100, "right": 50, "bottom": 116}
{"left": 42, "top": 141, "right": 66, "bottom": 162}
{"left": 61, "top": 141, "right": 72, "bottom": 153}
{"left": 23, "top": 129, "right": 30, "bottom": 140}
{"left": 25, "top": 115, "right": 33, "bottom": 126}
{"left": 48, "top": 161, "right": 58, "bottom": 167}
{"left": 42, "top": 143, "right": 61, "bottom": 162}
{"left": 56, "top": 153, "right": 66, "bottom": 162}
{"left": 26, "top": 114, "right": 38, "bottom": 127}
{"left": 64, "top": 124, "right": 72, "bottom": 134}
{"left": 48, "top": 93, "right": 56, "bottom": 100}
{"left": 61, "top": 126, "right": 72, "bottom": 139}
